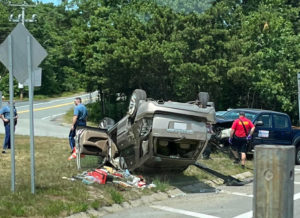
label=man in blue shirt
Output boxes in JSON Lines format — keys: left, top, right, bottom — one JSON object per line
{"left": 0, "top": 102, "right": 18, "bottom": 154}
{"left": 69, "top": 97, "right": 88, "bottom": 152}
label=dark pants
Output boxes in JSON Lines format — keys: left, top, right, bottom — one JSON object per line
{"left": 69, "top": 121, "right": 86, "bottom": 151}
{"left": 69, "top": 129, "right": 76, "bottom": 151}
{"left": 232, "top": 136, "right": 248, "bottom": 153}
{"left": 3, "top": 123, "right": 15, "bottom": 150}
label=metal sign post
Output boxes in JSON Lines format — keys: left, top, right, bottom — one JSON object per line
{"left": 8, "top": 35, "right": 16, "bottom": 192}
{"left": 0, "top": 23, "right": 47, "bottom": 193}
{"left": 27, "top": 36, "right": 35, "bottom": 194}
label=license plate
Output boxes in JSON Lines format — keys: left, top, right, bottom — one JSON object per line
{"left": 174, "top": 122, "right": 187, "bottom": 130}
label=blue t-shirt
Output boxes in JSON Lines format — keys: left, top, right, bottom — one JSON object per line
{"left": 74, "top": 103, "right": 87, "bottom": 126}
{"left": 0, "top": 105, "right": 17, "bottom": 120}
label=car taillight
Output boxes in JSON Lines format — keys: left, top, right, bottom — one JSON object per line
{"left": 206, "top": 124, "right": 214, "bottom": 134}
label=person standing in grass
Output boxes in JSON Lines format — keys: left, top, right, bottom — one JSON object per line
{"left": 0, "top": 102, "right": 18, "bottom": 154}
{"left": 68, "top": 97, "right": 88, "bottom": 153}
{"left": 228, "top": 111, "right": 255, "bottom": 169}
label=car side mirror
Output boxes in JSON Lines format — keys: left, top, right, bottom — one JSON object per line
{"left": 255, "top": 120, "right": 264, "bottom": 126}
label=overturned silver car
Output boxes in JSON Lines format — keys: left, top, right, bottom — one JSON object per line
{"left": 77, "top": 90, "right": 216, "bottom": 172}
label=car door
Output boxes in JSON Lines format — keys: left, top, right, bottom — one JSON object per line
{"left": 272, "top": 114, "right": 292, "bottom": 145}
{"left": 253, "top": 113, "right": 274, "bottom": 145}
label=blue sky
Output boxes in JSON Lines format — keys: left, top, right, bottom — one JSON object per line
{"left": 39, "top": 0, "right": 61, "bottom": 5}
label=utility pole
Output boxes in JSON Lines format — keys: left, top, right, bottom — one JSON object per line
{"left": 9, "top": 1, "right": 37, "bottom": 100}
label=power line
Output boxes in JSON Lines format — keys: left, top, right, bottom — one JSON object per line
{"left": 8, "top": 1, "right": 38, "bottom": 97}
{"left": 9, "top": 1, "right": 37, "bottom": 25}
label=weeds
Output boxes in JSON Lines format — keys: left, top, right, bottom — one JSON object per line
{"left": 153, "top": 178, "right": 170, "bottom": 192}
{"left": 109, "top": 189, "right": 124, "bottom": 204}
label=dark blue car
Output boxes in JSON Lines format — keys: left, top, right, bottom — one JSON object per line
{"left": 215, "top": 108, "right": 300, "bottom": 164}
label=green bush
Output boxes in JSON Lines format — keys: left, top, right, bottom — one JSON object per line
{"left": 86, "top": 100, "right": 128, "bottom": 124}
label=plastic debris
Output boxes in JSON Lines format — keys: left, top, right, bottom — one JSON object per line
{"left": 103, "top": 166, "right": 115, "bottom": 174}
{"left": 82, "top": 176, "right": 97, "bottom": 185}
{"left": 88, "top": 169, "right": 108, "bottom": 184}
{"left": 70, "top": 165, "right": 156, "bottom": 189}
{"left": 62, "top": 176, "right": 76, "bottom": 181}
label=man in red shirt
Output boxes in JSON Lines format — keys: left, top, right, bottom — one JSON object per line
{"left": 229, "top": 111, "right": 255, "bottom": 168}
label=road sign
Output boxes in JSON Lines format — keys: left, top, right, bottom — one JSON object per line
{"left": 24, "top": 68, "right": 42, "bottom": 87}
{"left": 0, "top": 23, "right": 47, "bottom": 83}
{"left": 0, "top": 23, "right": 47, "bottom": 194}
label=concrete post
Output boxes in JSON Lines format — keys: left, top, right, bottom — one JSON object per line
{"left": 254, "top": 145, "right": 294, "bottom": 218}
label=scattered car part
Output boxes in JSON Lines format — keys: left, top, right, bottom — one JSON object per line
{"left": 193, "top": 162, "right": 252, "bottom": 186}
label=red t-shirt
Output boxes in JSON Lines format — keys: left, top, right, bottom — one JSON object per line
{"left": 231, "top": 116, "right": 254, "bottom": 138}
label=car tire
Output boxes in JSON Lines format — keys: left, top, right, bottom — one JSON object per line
{"left": 296, "top": 146, "right": 300, "bottom": 165}
{"left": 198, "top": 92, "right": 209, "bottom": 108}
{"left": 128, "top": 89, "right": 147, "bottom": 118}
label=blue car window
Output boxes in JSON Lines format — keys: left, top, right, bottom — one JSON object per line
{"left": 273, "top": 114, "right": 289, "bottom": 129}
{"left": 257, "top": 114, "right": 272, "bottom": 128}
{"left": 223, "top": 111, "right": 256, "bottom": 120}
{"left": 223, "top": 111, "right": 239, "bottom": 119}
{"left": 245, "top": 112, "right": 256, "bottom": 121}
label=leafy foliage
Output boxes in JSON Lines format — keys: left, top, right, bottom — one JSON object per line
{"left": 0, "top": 0, "right": 299, "bottom": 122}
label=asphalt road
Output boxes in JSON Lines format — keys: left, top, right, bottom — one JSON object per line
{"left": 104, "top": 165, "right": 300, "bottom": 218}
{"left": 0, "top": 91, "right": 98, "bottom": 138}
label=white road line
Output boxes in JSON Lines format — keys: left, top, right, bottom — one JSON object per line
{"left": 294, "top": 192, "right": 300, "bottom": 200}
{"left": 16, "top": 92, "right": 97, "bottom": 108}
{"left": 221, "top": 190, "right": 253, "bottom": 198}
{"left": 295, "top": 168, "right": 300, "bottom": 172}
{"left": 295, "top": 182, "right": 300, "bottom": 185}
{"left": 233, "top": 192, "right": 300, "bottom": 218}
{"left": 150, "top": 205, "right": 220, "bottom": 218}
{"left": 41, "top": 112, "right": 66, "bottom": 120}
{"left": 232, "top": 210, "right": 253, "bottom": 218}
{"left": 223, "top": 190, "right": 300, "bottom": 199}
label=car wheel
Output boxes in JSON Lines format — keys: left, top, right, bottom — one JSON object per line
{"left": 296, "top": 146, "right": 300, "bottom": 165}
{"left": 128, "top": 89, "right": 147, "bottom": 118}
{"left": 198, "top": 92, "right": 209, "bottom": 108}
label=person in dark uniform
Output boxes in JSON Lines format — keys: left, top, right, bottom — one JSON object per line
{"left": 0, "top": 102, "right": 18, "bottom": 154}
{"left": 68, "top": 97, "right": 88, "bottom": 152}
{"left": 228, "top": 111, "right": 255, "bottom": 168}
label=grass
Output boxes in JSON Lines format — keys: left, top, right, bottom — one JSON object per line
{"left": 109, "top": 189, "right": 124, "bottom": 204}
{"left": 0, "top": 134, "right": 253, "bottom": 217}
{"left": 0, "top": 135, "right": 89, "bottom": 217}
{"left": 152, "top": 178, "right": 170, "bottom": 192}
{"left": 64, "top": 107, "right": 98, "bottom": 127}
{"left": 184, "top": 151, "right": 254, "bottom": 182}
{"left": 64, "top": 108, "right": 74, "bottom": 124}
{"left": 13, "top": 89, "right": 86, "bottom": 102}
{"left": 0, "top": 135, "right": 155, "bottom": 217}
